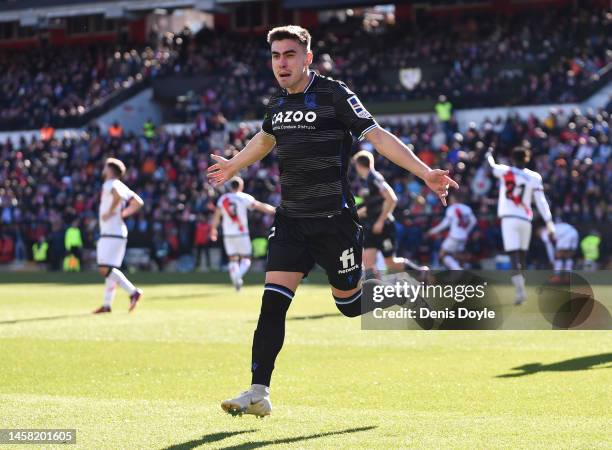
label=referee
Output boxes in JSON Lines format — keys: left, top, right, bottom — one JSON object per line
{"left": 208, "top": 25, "right": 458, "bottom": 417}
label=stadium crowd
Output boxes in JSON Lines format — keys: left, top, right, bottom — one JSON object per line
{"left": 171, "top": 5, "right": 610, "bottom": 121}
{"left": 0, "top": 39, "right": 178, "bottom": 131}
{"left": 0, "top": 4, "right": 607, "bottom": 129}
{"left": 0, "top": 104, "right": 609, "bottom": 270}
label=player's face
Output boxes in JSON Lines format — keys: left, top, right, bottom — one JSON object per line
{"left": 102, "top": 165, "right": 110, "bottom": 180}
{"left": 270, "top": 39, "right": 312, "bottom": 91}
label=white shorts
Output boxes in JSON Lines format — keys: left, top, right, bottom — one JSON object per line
{"left": 96, "top": 236, "right": 127, "bottom": 267}
{"left": 223, "top": 235, "right": 252, "bottom": 257}
{"left": 441, "top": 237, "right": 467, "bottom": 254}
{"left": 501, "top": 217, "right": 532, "bottom": 252}
{"left": 556, "top": 230, "right": 579, "bottom": 251}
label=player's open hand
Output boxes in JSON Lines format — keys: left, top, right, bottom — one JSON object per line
{"left": 207, "top": 154, "right": 236, "bottom": 186}
{"left": 424, "top": 169, "right": 459, "bottom": 206}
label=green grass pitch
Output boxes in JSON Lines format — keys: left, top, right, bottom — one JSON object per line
{"left": 0, "top": 272, "right": 610, "bottom": 449}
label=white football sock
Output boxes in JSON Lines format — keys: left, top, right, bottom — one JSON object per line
{"left": 564, "top": 259, "right": 574, "bottom": 271}
{"left": 511, "top": 274, "right": 526, "bottom": 295}
{"left": 443, "top": 254, "right": 461, "bottom": 270}
{"left": 554, "top": 259, "right": 563, "bottom": 272}
{"left": 109, "top": 268, "right": 136, "bottom": 296}
{"left": 238, "top": 258, "right": 251, "bottom": 278}
{"left": 103, "top": 278, "right": 117, "bottom": 307}
{"left": 228, "top": 261, "right": 240, "bottom": 283}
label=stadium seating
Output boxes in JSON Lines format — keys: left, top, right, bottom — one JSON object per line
{"left": 164, "top": 6, "right": 610, "bottom": 121}
{"left": 0, "top": 41, "right": 177, "bottom": 131}
{"left": 0, "top": 106, "right": 609, "bottom": 268}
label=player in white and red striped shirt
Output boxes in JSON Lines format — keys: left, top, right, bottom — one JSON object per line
{"left": 211, "top": 177, "right": 275, "bottom": 290}
{"left": 487, "top": 146, "right": 555, "bottom": 304}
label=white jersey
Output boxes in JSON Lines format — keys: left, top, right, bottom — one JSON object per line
{"left": 540, "top": 222, "right": 579, "bottom": 261}
{"left": 99, "top": 179, "right": 135, "bottom": 238}
{"left": 217, "top": 192, "right": 255, "bottom": 237}
{"left": 489, "top": 159, "right": 552, "bottom": 223}
{"left": 430, "top": 203, "right": 477, "bottom": 241}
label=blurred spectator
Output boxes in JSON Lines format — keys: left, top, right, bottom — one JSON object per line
{"left": 108, "top": 121, "right": 124, "bottom": 138}
{"left": 143, "top": 118, "right": 156, "bottom": 139}
{"left": 65, "top": 218, "right": 83, "bottom": 270}
{"left": 40, "top": 124, "right": 55, "bottom": 142}
{"left": 581, "top": 230, "right": 601, "bottom": 270}
{"left": 32, "top": 236, "right": 49, "bottom": 269}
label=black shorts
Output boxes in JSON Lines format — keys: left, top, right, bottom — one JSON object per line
{"left": 363, "top": 220, "right": 396, "bottom": 257}
{"left": 266, "top": 209, "right": 363, "bottom": 291}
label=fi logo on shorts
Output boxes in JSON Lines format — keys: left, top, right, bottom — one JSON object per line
{"left": 338, "top": 247, "right": 359, "bottom": 274}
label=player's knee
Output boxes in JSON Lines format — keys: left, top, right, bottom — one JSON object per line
{"left": 258, "top": 284, "right": 293, "bottom": 319}
{"left": 334, "top": 289, "right": 362, "bottom": 318}
{"left": 98, "top": 266, "right": 111, "bottom": 277}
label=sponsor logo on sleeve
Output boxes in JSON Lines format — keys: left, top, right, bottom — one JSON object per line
{"left": 347, "top": 95, "right": 372, "bottom": 119}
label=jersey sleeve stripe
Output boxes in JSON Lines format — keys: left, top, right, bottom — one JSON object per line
{"left": 358, "top": 123, "right": 379, "bottom": 141}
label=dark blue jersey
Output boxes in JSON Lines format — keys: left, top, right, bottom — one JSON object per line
{"left": 262, "top": 72, "right": 378, "bottom": 218}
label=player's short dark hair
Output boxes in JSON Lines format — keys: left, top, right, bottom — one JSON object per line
{"left": 105, "top": 157, "right": 126, "bottom": 177}
{"left": 353, "top": 150, "right": 374, "bottom": 169}
{"left": 511, "top": 146, "right": 530, "bottom": 165}
{"left": 229, "top": 176, "right": 243, "bottom": 191}
{"left": 267, "top": 25, "right": 311, "bottom": 51}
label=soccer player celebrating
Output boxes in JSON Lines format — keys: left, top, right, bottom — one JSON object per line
{"left": 426, "top": 193, "right": 477, "bottom": 270}
{"left": 487, "top": 147, "right": 554, "bottom": 304}
{"left": 208, "top": 25, "right": 458, "bottom": 417}
{"left": 93, "top": 158, "right": 144, "bottom": 314}
{"left": 353, "top": 150, "right": 428, "bottom": 278}
{"left": 210, "top": 176, "right": 276, "bottom": 290}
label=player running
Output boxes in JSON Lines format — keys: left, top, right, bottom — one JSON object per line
{"left": 426, "top": 194, "right": 477, "bottom": 270}
{"left": 208, "top": 25, "right": 458, "bottom": 417}
{"left": 487, "top": 147, "right": 555, "bottom": 305}
{"left": 353, "top": 150, "right": 428, "bottom": 278}
{"left": 93, "top": 158, "right": 144, "bottom": 314}
{"left": 210, "top": 176, "right": 276, "bottom": 290}
{"left": 539, "top": 220, "right": 579, "bottom": 277}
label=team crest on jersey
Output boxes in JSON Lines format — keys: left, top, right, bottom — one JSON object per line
{"left": 347, "top": 95, "right": 371, "bottom": 119}
{"left": 304, "top": 93, "right": 317, "bottom": 109}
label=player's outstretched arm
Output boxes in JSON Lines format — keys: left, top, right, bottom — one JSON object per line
{"left": 485, "top": 148, "right": 506, "bottom": 177}
{"left": 207, "top": 131, "right": 276, "bottom": 186}
{"left": 427, "top": 215, "right": 450, "bottom": 237}
{"left": 365, "top": 127, "right": 458, "bottom": 206}
{"left": 252, "top": 201, "right": 276, "bottom": 215}
{"left": 534, "top": 188, "right": 555, "bottom": 237}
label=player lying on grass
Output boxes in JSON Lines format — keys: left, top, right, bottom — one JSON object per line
{"left": 93, "top": 158, "right": 144, "bottom": 314}
{"left": 207, "top": 25, "right": 458, "bottom": 417}
{"left": 352, "top": 150, "right": 429, "bottom": 279}
{"left": 210, "top": 176, "right": 276, "bottom": 291}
